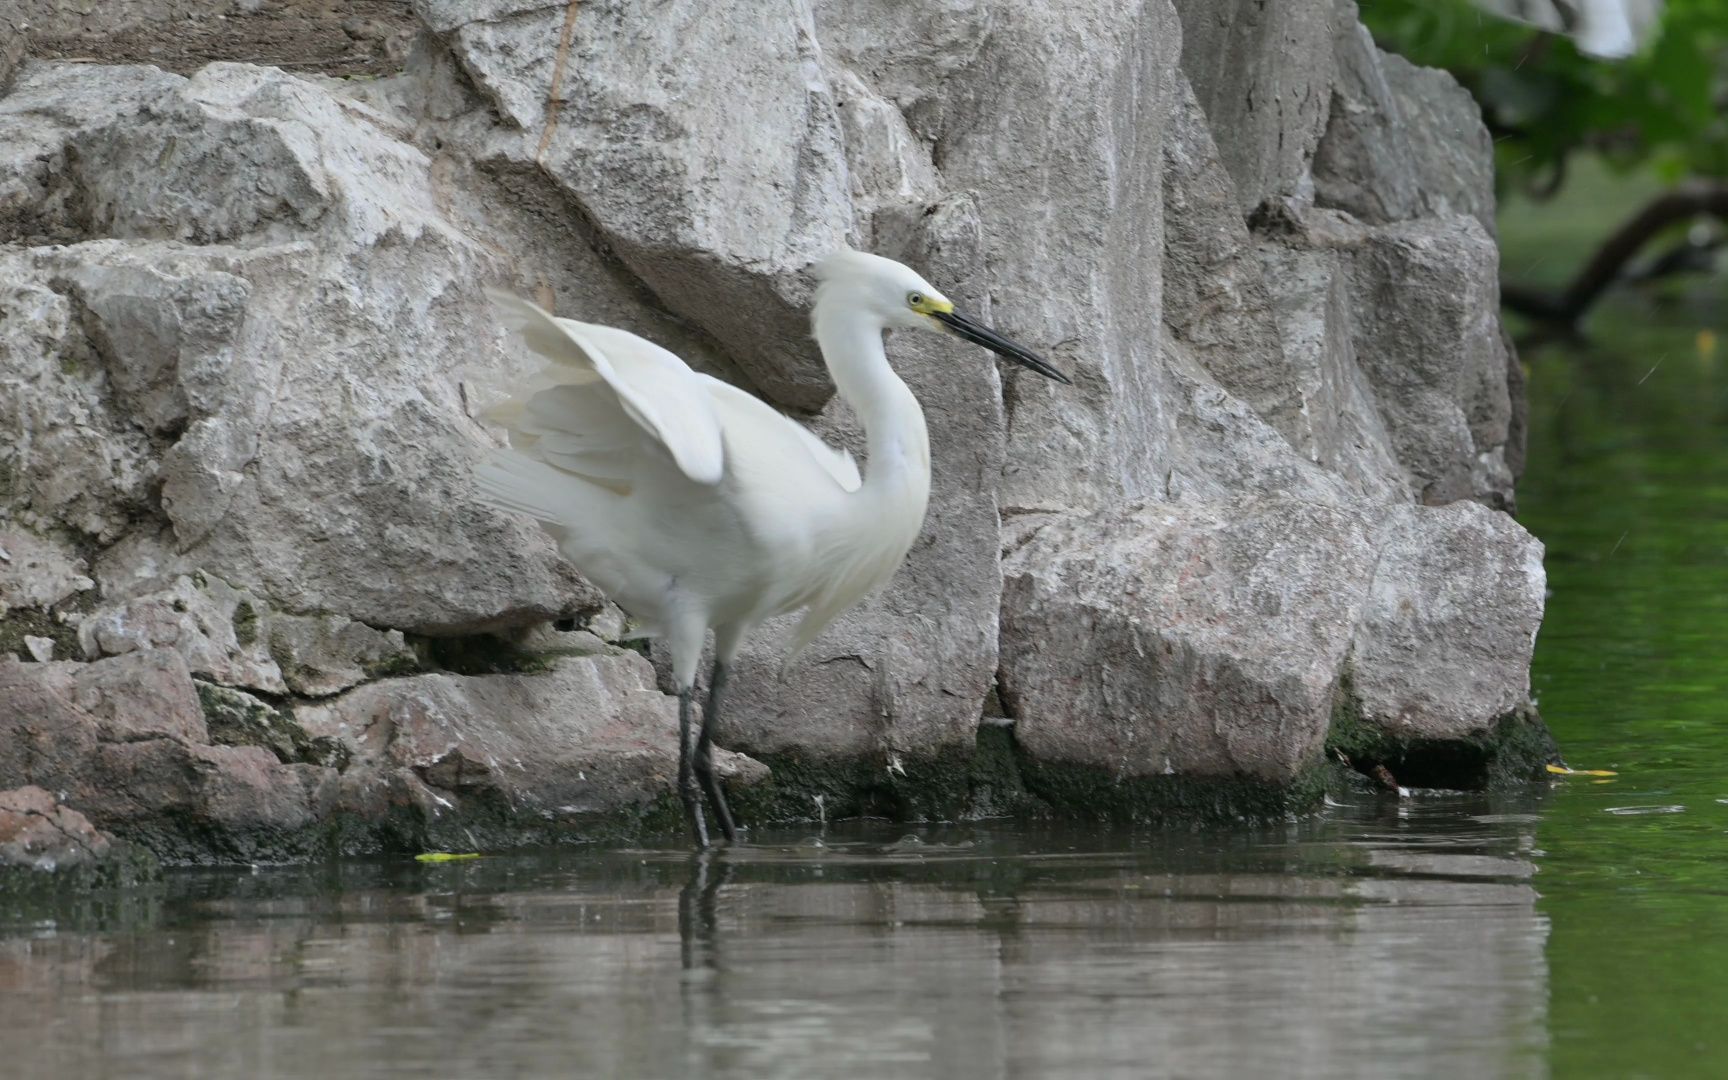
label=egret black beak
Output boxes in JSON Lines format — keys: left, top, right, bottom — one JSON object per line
{"left": 932, "top": 310, "right": 1072, "bottom": 385}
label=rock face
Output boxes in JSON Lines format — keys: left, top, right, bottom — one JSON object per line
{"left": 0, "top": 0, "right": 1549, "bottom": 861}
{"left": 0, "top": 641, "right": 737, "bottom": 863}
{"left": 0, "top": 784, "right": 114, "bottom": 873}
{"left": 1001, "top": 500, "right": 1384, "bottom": 788}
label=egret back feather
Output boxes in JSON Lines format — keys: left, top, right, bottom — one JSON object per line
{"left": 481, "top": 289, "right": 725, "bottom": 486}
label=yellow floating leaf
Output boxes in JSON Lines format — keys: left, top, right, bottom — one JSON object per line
{"left": 1547, "top": 764, "right": 1619, "bottom": 777}
{"left": 415, "top": 852, "right": 482, "bottom": 862}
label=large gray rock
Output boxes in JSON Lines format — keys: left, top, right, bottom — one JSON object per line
{"left": 1253, "top": 243, "right": 1411, "bottom": 504}
{"left": 1171, "top": 0, "right": 1337, "bottom": 213}
{"left": 0, "top": 62, "right": 598, "bottom": 631}
{"left": 1313, "top": 20, "right": 1425, "bottom": 227}
{"left": 0, "top": 642, "right": 763, "bottom": 861}
{"left": 76, "top": 571, "right": 418, "bottom": 697}
{"left": 1161, "top": 76, "right": 1294, "bottom": 447}
{"left": 418, "top": 0, "right": 854, "bottom": 411}
{"left": 0, "top": 785, "right": 116, "bottom": 874}
{"left": 0, "top": 527, "right": 92, "bottom": 617}
{"left": 1351, "top": 502, "right": 1544, "bottom": 740}
{"left": 927, "top": 0, "right": 1182, "bottom": 514}
{"left": 0, "top": 650, "right": 329, "bottom": 862}
{"left": 1342, "top": 216, "right": 1515, "bottom": 508}
{"left": 1255, "top": 204, "right": 1516, "bottom": 508}
{"left": 300, "top": 642, "right": 767, "bottom": 835}
{"left": 1000, "top": 497, "right": 1547, "bottom": 790}
{"left": 1000, "top": 499, "right": 1381, "bottom": 785}
{"left": 0, "top": 0, "right": 1549, "bottom": 856}
{"left": 1314, "top": 15, "right": 1496, "bottom": 235}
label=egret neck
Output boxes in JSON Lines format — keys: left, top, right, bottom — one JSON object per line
{"left": 812, "top": 300, "right": 932, "bottom": 509}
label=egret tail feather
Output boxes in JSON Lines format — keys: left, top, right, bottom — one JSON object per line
{"left": 473, "top": 449, "right": 593, "bottom": 525}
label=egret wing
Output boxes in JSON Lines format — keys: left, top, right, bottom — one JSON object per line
{"left": 484, "top": 290, "right": 724, "bottom": 485}
{"left": 697, "top": 375, "right": 861, "bottom": 494}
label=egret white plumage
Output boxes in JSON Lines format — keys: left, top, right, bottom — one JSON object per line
{"left": 473, "top": 251, "right": 1069, "bottom": 847}
{"left": 1471, "top": 0, "right": 1661, "bottom": 58}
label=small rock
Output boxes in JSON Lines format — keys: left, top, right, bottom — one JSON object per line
{"left": 22, "top": 636, "right": 54, "bottom": 662}
{"left": 0, "top": 785, "right": 114, "bottom": 873}
{"left": 79, "top": 575, "right": 287, "bottom": 694}
{"left": 0, "top": 528, "right": 95, "bottom": 617}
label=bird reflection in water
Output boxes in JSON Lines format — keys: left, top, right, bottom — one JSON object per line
{"left": 678, "top": 848, "right": 732, "bottom": 978}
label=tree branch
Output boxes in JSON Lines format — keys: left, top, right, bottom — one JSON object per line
{"left": 1502, "top": 181, "right": 1728, "bottom": 326}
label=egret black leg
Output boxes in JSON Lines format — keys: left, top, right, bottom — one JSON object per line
{"left": 695, "top": 661, "right": 739, "bottom": 842}
{"left": 679, "top": 686, "right": 711, "bottom": 849}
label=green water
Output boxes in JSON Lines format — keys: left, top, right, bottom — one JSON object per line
{"left": 1518, "top": 294, "right": 1728, "bottom": 1078}
{"left": 1498, "top": 159, "right": 1728, "bottom": 1078}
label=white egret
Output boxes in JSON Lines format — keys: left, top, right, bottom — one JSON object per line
{"left": 1471, "top": 0, "right": 1660, "bottom": 58}
{"left": 473, "top": 251, "right": 1069, "bottom": 847}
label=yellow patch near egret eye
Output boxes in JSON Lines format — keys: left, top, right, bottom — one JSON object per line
{"left": 907, "top": 292, "right": 952, "bottom": 316}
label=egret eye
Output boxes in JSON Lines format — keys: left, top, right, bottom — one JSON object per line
{"left": 907, "top": 292, "right": 924, "bottom": 310}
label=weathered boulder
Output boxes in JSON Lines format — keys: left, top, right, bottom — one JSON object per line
{"left": 299, "top": 639, "right": 767, "bottom": 842}
{"left": 1000, "top": 497, "right": 1550, "bottom": 804}
{"left": 0, "top": 650, "right": 328, "bottom": 862}
{"left": 1313, "top": 20, "right": 1425, "bottom": 227}
{"left": 417, "top": 0, "right": 854, "bottom": 411}
{"left": 0, "top": 642, "right": 764, "bottom": 862}
{"left": 1252, "top": 203, "right": 1516, "bottom": 509}
{"left": 78, "top": 574, "right": 289, "bottom": 694}
{"left": 922, "top": 0, "right": 1182, "bottom": 515}
{"left": 1340, "top": 215, "right": 1515, "bottom": 509}
{"left": 0, "top": 527, "right": 92, "bottom": 618}
{"left": 1161, "top": 76, "right": 1294, "bottom": 451}
{"left": 0, "top": 784, "right": 114, "bottom": 873}
{"left": 1315, "top": 13, "right": 1496, "bottom": 235}
{"left": 0, "top": 61, "right": 599, "bottom": 631}
{"left": 1349, "top": 502, "right": 1545, "bottom": 743}
{"left": 1000, "top": 499, "right": 1382, "bottom": 788}
{"left": 1170, "top": 0, "right": 1337, "bottom": 213}
{"left": 77, "top": 571, "right": 417, "bottom": 697}
{"left": 1253, "top": 243, "right": 1409, "bottom": 505}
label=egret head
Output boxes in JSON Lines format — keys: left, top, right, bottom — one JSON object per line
{"left": 812, "top": 250, "right": 1071, "bottom": 384}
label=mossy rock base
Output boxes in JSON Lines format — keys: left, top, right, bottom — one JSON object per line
{"left": 73, "top": 692, "right": 1562, "bottom": 863}
{"left": 1013, "top": 756, "right": 1331, "bottom": 824}
{"left": 195, "top": 680, "right": 350, "bottom": 770}
{"left": 0, "top": 842, "right": 160, "bottom": 899}
{"left": 1327, "top": 705, "right": 1560, "bottom": 792}
{"left": 685, "top": 725, "right": 1328, "bottom": 836}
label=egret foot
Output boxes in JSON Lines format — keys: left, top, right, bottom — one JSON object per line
{"left": 678, "top": 687, "right": 711, "bottom": 849}
{"left": 695, "top": 661, "right": 739, "bottom": 843}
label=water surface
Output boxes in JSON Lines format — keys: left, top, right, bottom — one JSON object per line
{"left": 2, "top": 809, "right": 1550, "bottom": 1079}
